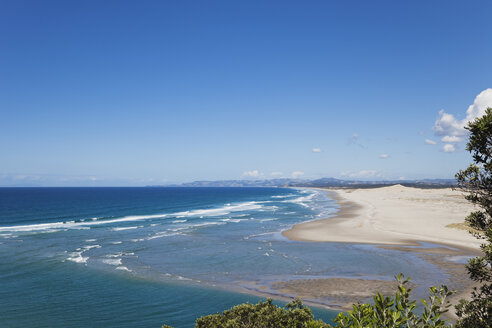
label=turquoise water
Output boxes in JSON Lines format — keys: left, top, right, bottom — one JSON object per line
{"left": 0, "top": 187, "right": 447, "bottom": 327}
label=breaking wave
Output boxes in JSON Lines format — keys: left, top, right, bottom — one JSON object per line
{"left": 0, "top": 201, "right": 264, "bottom": 233}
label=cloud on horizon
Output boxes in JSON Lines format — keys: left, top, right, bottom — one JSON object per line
{"left": 291, "top": 171, "right": 305, "bottom": 179}
{"left": 0, "top": 173, "right": 152, "bottom": 187}
{"left": 379, "top": 154, "right": 389, "bottom": 159}
{"left": 241, "top": 170, "right": 262, "bottom": 178}
{"left": 312, "top": 148, "right": 322, "bottom": 153}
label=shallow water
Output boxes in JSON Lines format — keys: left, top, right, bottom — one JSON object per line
{"left": 0, "top": 187, "right": 452, "bottom": 327}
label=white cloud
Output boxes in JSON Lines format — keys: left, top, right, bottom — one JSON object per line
{"left": 433, "top": 88, "right": 492, "bottom": 143}
{"left": 441, "top": 135, "right": 461, "bottom": 143}
{"left": 425, "top": 139, "right": 437, "bottom": 145}
{"left": 433, "top": 110, "right": 467, "bottom": 140}
{"left": 443, "top": 144, "right": 456, "bottom": 153}
{"left": 242, "top": 170, "right": 261, "bottom": 178}
{"left": 379, "top": 154, "right": 389, "bottom": 159}
{"left": 312, "top": 148, "right": 322, "bottom": 153}
{"left": 291, "top": 171, "right": 305, "bottom": 179}
{"left": 270, "top": 171, "right": 283, "bottom": 177}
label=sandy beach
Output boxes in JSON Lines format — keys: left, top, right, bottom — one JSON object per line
{"left": 276, "top": 185, "right": 481, "bottom": 313}
{"left": 283, "top": 185, "right": 481, "bottom": 250}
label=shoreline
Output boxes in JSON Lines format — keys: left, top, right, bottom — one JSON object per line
{"left": 276, "top": 185, "right": 481, "bottom": 316}
{"left": 283, "top": 185, "right": 481, "bottom": 250}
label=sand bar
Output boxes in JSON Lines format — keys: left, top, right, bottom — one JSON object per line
{"left": 275, "top": 185, "right": 481, "bottom": 314}
{"left": 283, "top": 185, "right": 481, "bottom": 250}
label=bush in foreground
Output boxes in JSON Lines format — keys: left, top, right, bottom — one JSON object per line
{"left": 332, "top": 274, "right": 453, "bottom": 328}
{"left": 163, "top": 274, "right": 454, "bottom": 328}
{"left": 195, "top": 297, "right": 327, "bottom": 328}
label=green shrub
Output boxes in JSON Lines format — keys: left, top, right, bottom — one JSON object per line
{"left": 331, "top": 273, "right": 454, "bottom": 327}
{"left": 194, "top": 298, "right": 329, "bottom": 328}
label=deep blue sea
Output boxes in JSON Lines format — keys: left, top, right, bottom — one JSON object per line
{"left": 0, "top": 187, "right": 449, "bottom": 327}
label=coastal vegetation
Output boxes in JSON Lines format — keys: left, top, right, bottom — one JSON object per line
{"left": 454, "top": 108, "right": 492, "bottom": 327}
{"left": 163, "top": 110, "right": 492, "bottom": 327}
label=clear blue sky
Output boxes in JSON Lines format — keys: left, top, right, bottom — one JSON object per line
{"left": 1, "top": 0, "right": 491, "bottom": 186}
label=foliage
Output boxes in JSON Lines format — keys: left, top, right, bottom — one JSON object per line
{"left": 194, "top": 298, "right": 329, "bottom": 328}
{"left": 455, "top": 107, "right": 492, "bottom": 327}
{"left": 331, "top": 273, "right": 454, "bottom": 328}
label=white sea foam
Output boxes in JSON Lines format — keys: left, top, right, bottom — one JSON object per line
{"left": 272, "top": 195, "right": 290, "bottom": 199}
{"left": 230, "top": 213, "right": 249, "bottom": 217}
{"left": 102, "top": 258, "right": 122, "bottom": 266}
{"left": 141, "top": 221, "right": 226, "bottom": 241}
{"left": 83, "top": 244, "right": 101, "bottom": 251}
{"left": 259, "top": 218, "right": 279, "bottom": 222}
{"left": 85, "top": 239, "right": 97, "bottom": 242}
{"left": 105, "top": 253, "right": 122, "bottom": 258}
{"left": 258, "top": 205, "right": 279, "bottom": 212}
{"left": 220, "top": 218, "right": 248, "bottom": 223}
{"left": 187, "top": 221, "right": 226, "bottom": 228}
{"left": 172, "top": 219, "right": 187, "bottom": 223}
{"left": 146, "top": 232, "right": 182, "bottom": 240}
{"left": 111, "top": 226, "right": 141, "bottom": 231}
{"left": 66, "top": 244, "right": 100, "bottom": 264}
{"left": 282, "top": 192, "right": 316, "bottom": 207}
{"left": 167, "top": 227, "right": 188, "bottom": 232}
{"left": 0, "top": 201, "right": 263, "bottom": 232}
{"left": 67, "top": 250, "right": 89, "bottom": 263}
{"left": 110, "top": 241, "right": 123, "bottom": 245}
{"left": 116, "top": 266, "right": 131, "bottom": 272}
{"left": 67, "top": 253, "right": 88, "bottom": 264}
{"left": 171, "top": 201, "right": 262, "bottom": 218}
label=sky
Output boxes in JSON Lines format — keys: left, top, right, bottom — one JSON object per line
{"left": 1, "top": 0, "right": 492, "bottom": 186}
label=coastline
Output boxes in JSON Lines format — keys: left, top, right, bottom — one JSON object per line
{"left": 276, "top": 185, "right": 481, "bottom": 315}
{"left": 283, "top": 185, "right": 481, "bottom": 250}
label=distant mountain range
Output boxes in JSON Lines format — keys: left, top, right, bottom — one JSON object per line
{"left": 152, "top": 178, "right": 456, "bottom": 189}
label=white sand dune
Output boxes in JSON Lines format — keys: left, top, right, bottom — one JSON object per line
{"left": 283, "top": 185, "right": 481, "bottom": 251}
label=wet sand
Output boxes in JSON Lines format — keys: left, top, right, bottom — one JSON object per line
{"left": 273, "top": 185, "right": 481, "bottom": 315}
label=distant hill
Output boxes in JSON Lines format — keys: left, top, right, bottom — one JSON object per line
{"left": 150, "top": 178, "right": 456, "bottom": 189}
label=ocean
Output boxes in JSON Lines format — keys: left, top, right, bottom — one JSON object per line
{"left": 0, "top": 187, "right": 446, "bottom": 327}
